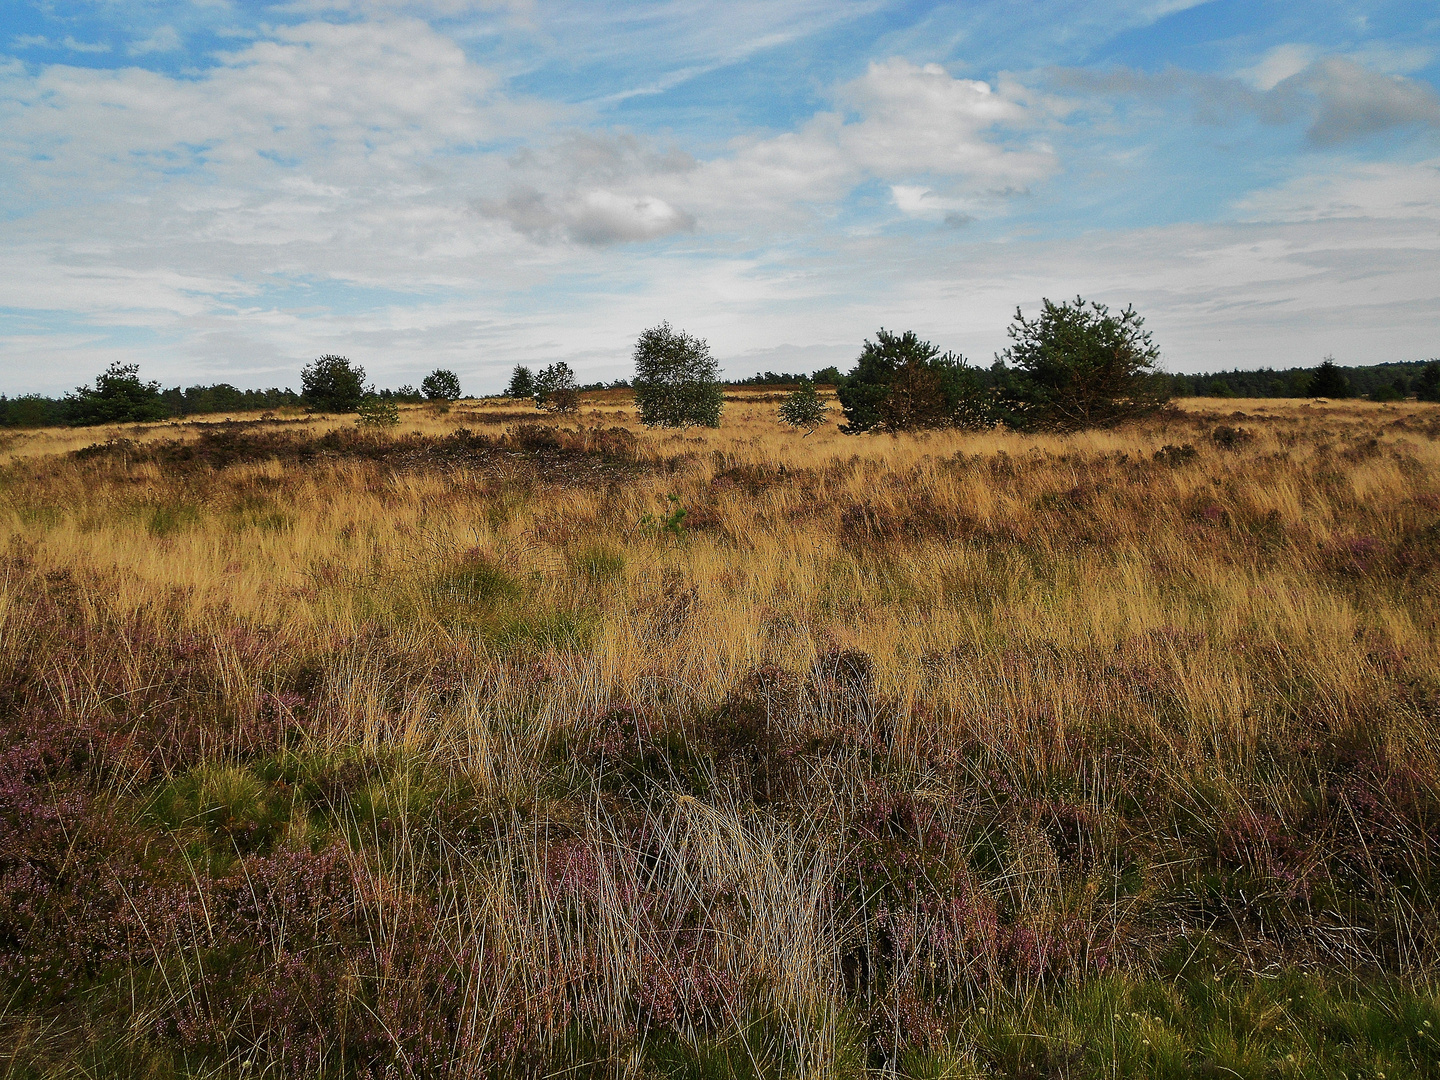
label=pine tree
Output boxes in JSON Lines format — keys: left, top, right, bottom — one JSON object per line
{"left": 777, "top": 378, "right": 829, "bottom": 435}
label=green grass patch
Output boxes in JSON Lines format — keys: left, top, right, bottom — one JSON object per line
{"left": 573, "top": 543, "right": 626, "bottom": 583}
{"left": 940, "top": 971, "right": 1440, "bottom": 1080}
{"left": 144, "top": 499, "right": 203, "bottom": 537}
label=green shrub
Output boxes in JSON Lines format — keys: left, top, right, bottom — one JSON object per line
{"left": 420, "top": 369, "right": 461, "bottom": 401}
{"left": 356, "top": 395, "right": 400, "bottom": 428}
{"left": 301, "top": 354, "right": 366, "bottom": 412}
{"left": 505, "top": 365, "right": 536, "bottom": 399}
{"left": 777, "top": 377, "right": 829, "bottom": 434}
{"left": 534, "top": 362, "right": 579, "bottom": 413}
{"left": 1307, "top": 357, "right": 1352, "bottom": 398}
{"left": 64, "top": 363, "right": 168, "bottom": 426}
{"left": 997, "top": 296, "right": 1169, "bottom": 430}
{"left": 632, "top": 322, "right": 724, "bottom": 428}
{"left": 835, "top": 329, "right": 984, "bottom": 433}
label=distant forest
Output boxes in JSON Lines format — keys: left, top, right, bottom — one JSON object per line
{"left": 2, "top": 356, "right": 1437, "bottom": 428}
{"left": 1167, "top": 357, "right": 1438, "bottom": 400}
{"left": 726, "top": 357, "right": 1440, "bottom": 401}
{"left": 0, "top": 383, "right": 303, "bottom": 429}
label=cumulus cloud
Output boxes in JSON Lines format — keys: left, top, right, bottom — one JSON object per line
{"left": 479, "top": 187, "right": 695, "bottom": 245}
{"left": 1052, "top": 53, "right": 1440, "bottom": 146}
{"left": 479, "top": 58, "right": 1052, "bottom": 243}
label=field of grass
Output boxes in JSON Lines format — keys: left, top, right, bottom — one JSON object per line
{"left": 2, "top": 391, "right": 1439, "bottom": 1078}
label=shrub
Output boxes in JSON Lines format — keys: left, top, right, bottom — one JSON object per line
{"left": 301, "top": 355, "right": 366, "bottom": 412}
{"left": 64, "top": 363, "right": 168, "bottom": 426}
{"left": 997, "top": 297, "right": 1168, "bottom": 430}
{"left": 632, "top": 322, "right": 724, "bottom": 428}
{"left": 777, "top": 378, "right": 829, "bottom": 434}
{"left": 355, "top": 396, "right": 400, "bottom": 429}
{"left": 505, "top": 365, "right": 536, "bottom": 400}
{"left": 534, "top": 362, "right": 579, "bottom": 413}
{"left": 1211, "top": 425, "right": 1254, "bottom": 449}
{"left": 1307, "top": 357, "right": 1352, "bottom": 398}
{"left": 836, "top": 329, "right": 984, "bottom": 433}
{"left": 1371, "top": 383, "right": 1404, "bottom": 402}
{"left": 420, "top": 369, "right": 461, "bottom": 401}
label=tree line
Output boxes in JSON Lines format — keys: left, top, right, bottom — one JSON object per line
{"left": 4, "top": 299, "right": 1436, "bottom": 430}
{"left": 1169, "top": 357, "right": 1440, "bottom": 401}
{"left": 0, "top": 358, "right": 467, "bottom": 428}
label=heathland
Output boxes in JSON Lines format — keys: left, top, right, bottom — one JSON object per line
{"left": 2, "top": 390, "right": 1439, "bottom": 1078}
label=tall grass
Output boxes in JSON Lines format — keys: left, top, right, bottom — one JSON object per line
{"left": 2, "top": 395, "right": 1438, "bottom": 1076}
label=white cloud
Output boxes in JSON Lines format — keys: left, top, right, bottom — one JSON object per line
{"left": 478, "top": 59, "right": 1052, "bottom": 244}
{"left": 1054, "top": 54, "right": 1440, "bottom": 146}
{"left": 479, "top": 186, "right": 695, "bottom": 245}
{"left": 1, "top": 10, "right": 1436, "bottom": 395}
{"left": 128, "top": 26, "right": 183, "bottom": 56}
{"left": 63, "top": 36, "right": 112, "bottom": 54}
{"left": 1233, "top": 158, "right": 1440, "bottom": 223}
{"left": 1240, "top": 44, "right": 1317, "bottom": 91}
{"left": 1280, "top": 58, "right": 1440, "bottom": 145}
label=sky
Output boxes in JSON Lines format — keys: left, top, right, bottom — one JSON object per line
{"left": 1, "top": 0, "right": 1438, "bottom": 395}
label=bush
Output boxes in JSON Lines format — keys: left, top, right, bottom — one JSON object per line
{"left": 64, "top": 363, "right": 169, "bottom": 426}
{"left": 777, "top": 378, "right": 829, "bottom": 435}
{"left": 1307, "top": 357, "right": 1352, "bottom": 399}
{"left": 632, "top": 323, "right": 724, "bottom": 428}
{"left": 420, "top": 370, "right": 461, "bottom": 401}
{"left": 997, "top": 297, "right": 1168, "bottom": 430}
{"left": 301, "top": 355, "right": 366, "bottom": 412}
{"left": 355, "top": 396, "right": 400, "bottom": 429}
{"left": 505, "top": 366, "right": 535, "bottom": 399}
{"left": 534, "top": 362, "right": 579, "bottom": 413}
{"left": 835, "top": 329, "right": 984, "bottom": 433}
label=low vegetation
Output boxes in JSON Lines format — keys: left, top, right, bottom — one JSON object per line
{"left": 2, "top": 391, "right": 1439, "bottom": 1077}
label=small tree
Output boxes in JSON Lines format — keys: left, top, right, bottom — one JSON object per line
{"left": 835, "top": 329, "right": 983, "bottom": 433}
{"left": 632, "top": 322, "right": 724, "bottom": 428}
{"left": 1307, "top": 357, "right": 1351, "bottom": 398}
{"left": 506, "top": 366, "right": 535, "bottom": 400}
{"left": 301, "top": 355, "right": 366, "bottom": 412}
{"left": 421, "top": 369, "right": 461, "bottom": 401}
{"left": 356, "top": 395, "right": 400, "bottom": 429}
{"left": 64, "top": 363, "right": 168, "bottom": 426}
{"left": 534, "top": 362, "right": 579, "bottom": 413}
{"left": 1417, "top": 361, "right": 1440, "bottom": 403}
{"left": 998, "top": 297, "right": 1167, "bottom": 430}
{"left": 778, "top": 378, "right": 829, "bottom": 435}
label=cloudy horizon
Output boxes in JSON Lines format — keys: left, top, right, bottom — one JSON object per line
{"left": 2, "top": 0, "right": 1437, "bottom": 396}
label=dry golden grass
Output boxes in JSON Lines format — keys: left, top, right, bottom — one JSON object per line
{"left": 2, "top": 391, "right": 1439, "bottom": 1077}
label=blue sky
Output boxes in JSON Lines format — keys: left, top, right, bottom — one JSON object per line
{"left": 1, "top": 0, "right": 1437, "bottom": 395}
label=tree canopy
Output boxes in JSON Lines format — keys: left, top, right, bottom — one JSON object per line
{"left": 997, "top": 297, "right": 1168, "bottom": 430}
{"left": 301, "top": 355, "right": 367, "bottom": 412}
{"left": 632, "top": 322, "right": 724, "bottom": 428}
